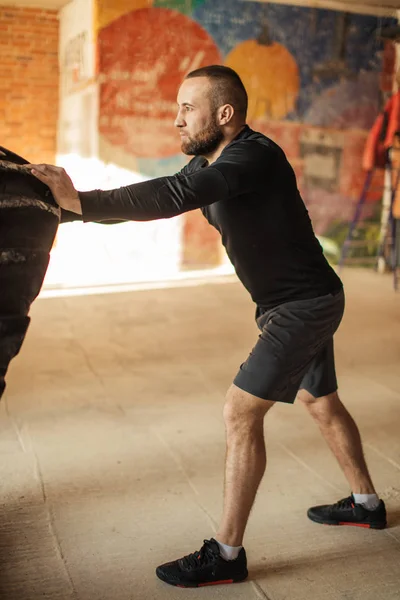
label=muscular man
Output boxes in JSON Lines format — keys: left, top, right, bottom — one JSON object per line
{"left": 29, "top": 65, "right": 386, "bottom": 589}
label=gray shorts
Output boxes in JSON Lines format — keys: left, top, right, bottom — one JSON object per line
{"left": 233, "top": 289, "right": 345, "bottom": 403}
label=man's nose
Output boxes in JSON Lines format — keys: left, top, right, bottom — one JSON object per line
{"left": 174, "top": 111, "right": 186, "bottom": 128}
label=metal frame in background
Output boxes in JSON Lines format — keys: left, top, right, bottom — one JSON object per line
{"left": 338, "top": 160, "right": 400, "bottom": 290}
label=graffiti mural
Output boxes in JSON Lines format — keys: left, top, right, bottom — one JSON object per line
{"left": 95, "top": 0, "right": 396, "bottom": 261}
{"left": 98, "top": 7, "right": 221, "bottom": 158}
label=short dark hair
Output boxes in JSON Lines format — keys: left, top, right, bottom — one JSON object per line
{"left": 185, "top": 65, "right": 248, "bottom": 120}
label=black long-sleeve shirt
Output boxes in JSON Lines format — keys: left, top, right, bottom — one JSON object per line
{"left": 79, "top": 126, "right": 342, "bottom": 309}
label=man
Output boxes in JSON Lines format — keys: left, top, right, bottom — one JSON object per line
{"left": 29, "top": 65, "right": 386, "bottom": 589}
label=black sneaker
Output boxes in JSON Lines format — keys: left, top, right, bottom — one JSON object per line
{"left": 156, "top": 538, "right": 248, "bottom": 588}
{"left": 307, "top": 495, "right": 387, "bottom": 529}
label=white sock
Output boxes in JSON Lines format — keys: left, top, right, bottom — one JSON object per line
{"left": 215, "top": 539, "right": 242, "bottom": 561}
{"left": 352, "top": 493, "right": 380, "bottom": 510}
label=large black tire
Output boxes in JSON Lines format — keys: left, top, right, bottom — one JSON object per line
{"left": 0, "top": 146, "right": 60, "bottom": 399}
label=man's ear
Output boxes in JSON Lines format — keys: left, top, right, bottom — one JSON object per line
{"left": 218, "top": 104, "right": 234, "bottom": 125}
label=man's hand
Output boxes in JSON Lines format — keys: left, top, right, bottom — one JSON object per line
{"left": 28, "top": 164, "right": 83, "bottom": 215}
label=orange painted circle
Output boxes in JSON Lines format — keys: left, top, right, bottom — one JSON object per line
{"left": 225, "top": 40, "right": 300, "bottom": 121}
{"left": 98, "top": 8, "right": 222, "bottom": 158}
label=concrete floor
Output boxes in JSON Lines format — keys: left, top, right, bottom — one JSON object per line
{"left": 1, "top": 268, "right": 400, "bottom": 600}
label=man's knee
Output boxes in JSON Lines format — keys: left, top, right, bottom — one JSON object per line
{"left": 223, "top": 384, "right": 275, "bottom": 432}
{"left": 297, "top": 389, "right": 342, "bottom": 423}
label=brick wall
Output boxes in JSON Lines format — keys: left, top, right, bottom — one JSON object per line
{"left": 0, "top": 6, "right": 59, "bottom": 164}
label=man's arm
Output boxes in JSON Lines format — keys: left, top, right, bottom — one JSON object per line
{"left": 60, "top": 208, "right": 127, "bottom": 225}
{"left": 29, "top": 141, "right": 269, "bottom": 221}
{"left": 59, "top": 162, "right": 196, "bottom": 224}
{"left": 78, "top": 167, "right": 230, "bottom": 222}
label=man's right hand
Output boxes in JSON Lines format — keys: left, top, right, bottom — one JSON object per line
{"left": 28, "top": 164, "right": 83, "bottom": 215}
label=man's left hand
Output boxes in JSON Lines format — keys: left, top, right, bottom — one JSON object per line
{"left": 28, "top": 164, "right": 83, "bottom": 214}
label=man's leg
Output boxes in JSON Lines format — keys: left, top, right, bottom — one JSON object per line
{"left": 298, "top": 389, "right": 387, "bottom": 528}
{"left": 216, "top": 383, "right": 274, "bottom": 547}
{"left": 156, "top": 384, "right": 274, "bottom": 588}
{"left": 297, "top": 389, "right": 375, "bottom": 494}
{"left": 156, "top": 292, "right": 348, "bottom": 587}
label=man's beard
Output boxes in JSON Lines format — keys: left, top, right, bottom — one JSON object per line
{"left": 181, "top": 119, "right": 223, "bottom": 156}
